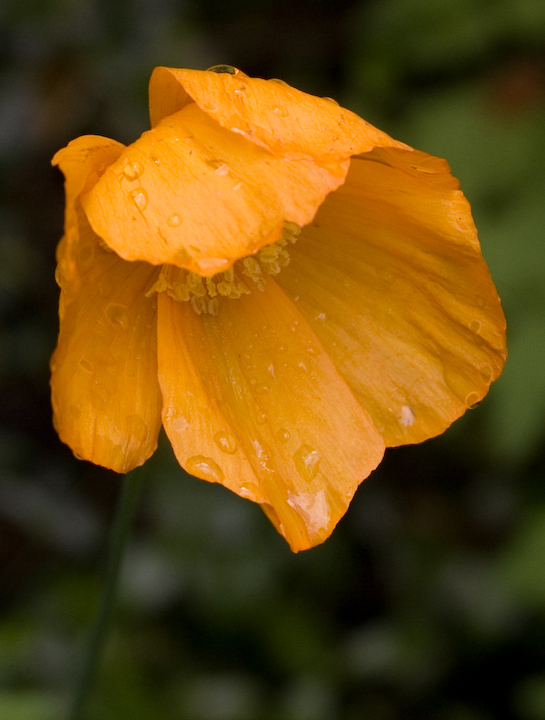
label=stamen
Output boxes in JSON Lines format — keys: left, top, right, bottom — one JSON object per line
{"left": 146, "top": 222, "right": 301, "bottom": 314}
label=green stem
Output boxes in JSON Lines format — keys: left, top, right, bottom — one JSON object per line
{"left": 67, "top": 466, "right": 145, "bottom": 720}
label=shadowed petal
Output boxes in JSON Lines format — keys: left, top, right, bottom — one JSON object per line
{"left": 276, "top": 147, "right": 506, "bottom": 446}
{"left": 52, "top": 135, "right": 125, "bottom": 284}
{"left": 52, "top": 204, "right": 162, "bottom": 472}
{"left": 157, "top": 279, "right": 385, "bottom": 552}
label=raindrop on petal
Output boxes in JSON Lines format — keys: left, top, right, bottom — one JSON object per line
{"left": 213, "top": 431, "right": 238, "bottom": 454}
{"left": 168, "top": 214, "right": 183, "bottom": 227}
{"left": 293, "top": 444, "right": 321, "bottom": 481}
{"left": 465, "top": 392, "right": 481, "bottom": 409}
{"left": 130, "top": 188, "right": 148, "bottom": 210}
{"left": 123, "top": 161, "right": 143, "bottom": 180}
{"left": 186, "top": 455, "right": 224, "bottom": 482}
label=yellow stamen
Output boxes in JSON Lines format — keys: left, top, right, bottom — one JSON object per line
{"left": 147, "top": 222, "right": 301, "bottom": 314}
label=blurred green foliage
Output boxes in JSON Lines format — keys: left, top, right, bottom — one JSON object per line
{"left": 1, "top": 0, "right": 545, "bottom": 718}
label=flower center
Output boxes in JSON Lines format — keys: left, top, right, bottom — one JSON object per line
{"left": 147, "top": 222, "right": 300, "bottom": 315}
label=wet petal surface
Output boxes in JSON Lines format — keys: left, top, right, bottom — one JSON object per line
{"left": 276, "top": 147, "right": 506, "bottom": 446}
{"left": 157, "top": 278, "right": 385, "bottom": 551}
{"left": 52, "top": 204, "right": 162, "bottom": 473}
{"left": 149, "top": 67, "right": 408, "bottom": 161}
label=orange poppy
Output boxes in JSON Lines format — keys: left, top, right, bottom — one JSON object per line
{"left": 51, "top": 66, "right": 506, "bottom": 552}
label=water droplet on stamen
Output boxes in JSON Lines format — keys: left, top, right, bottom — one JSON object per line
{"left": 214, "top": 431, "right": 238, "bottom": 454}
{"left": 293, "top": 444, "right": 321, "bottom": 481}
{"left": 186, "top": 455, "right": 224, "bottom": 482}
{"left": 130, "top": 188, "right": 148, "bottom": 210}
{"left": 168, "top": 214, "right": 182, "bottom": 227}
{"left": 123, "top": 161, "right": 143, "bottom": 180}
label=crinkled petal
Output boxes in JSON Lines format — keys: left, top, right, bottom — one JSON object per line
{"left": 156, "top": 278, "right": 385, "bottom": 552}
{"left": 276, "top": 147, "right": 507, "bottom": 446}
{"left": 52, "top": 203, "right": 162, "bottom": 472}
{"left": 52, "top": 135, "right": 125, "bottom": 284}
{"left": 82, "top": 103, "right": 349, "bottom": 275}
{"left": 149, "top": 67, "right": 408, "bottom": 161}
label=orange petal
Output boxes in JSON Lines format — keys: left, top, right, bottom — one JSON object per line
{"left": 82, "top": 103, "right": 349, "bottom": 275}
{"left": 52, "top": 135, "right": 125, "bottom": 284}
{"left": 149, "top": 67, "right": 408, "bottom": 162}
{"left": 156, "top": 278, "right": 385, "bottom": 552}
{"left": 52, "top": 202, "right": 162, "bottom": 472}
{"left": 276, "top": 147, "right": 506, "bottom": 446}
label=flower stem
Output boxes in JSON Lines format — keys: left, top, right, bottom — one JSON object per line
{"left": 67, "top": 466, "right": 145, "bottom": 720}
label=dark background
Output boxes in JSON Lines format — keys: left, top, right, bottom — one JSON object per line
{"left": 1, "top": 0, "right": 545, "bottom": 718}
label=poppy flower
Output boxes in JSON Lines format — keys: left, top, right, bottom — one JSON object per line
{"left": 51, "top": 66, "right": 506, "bottom": 552}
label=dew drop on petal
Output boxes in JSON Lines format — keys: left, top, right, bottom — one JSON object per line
{"left": 480, "top": 364, "right": 493, "bottom": 381}
{"left": 293, "top": 444, "right": 321, "bottom": 482}
{"left": 130, "top": 188, "right": 148, "bottom": 210}
{"left": 207, "top": 64, "right": 238, "bottom": 74}
{"left": 214, "top": 163, "right": 229, "bottom": 176}
{"left": 273, "top": 106, "right": 288, "bottom": 117}
{"left": 277, "top": 428, "right": 290, "bottom": 443}
{"left": 167, "top": 214, "right": 183, "bottom": 227}
{"left": 186, "top": 455, "right": 224, "bottom": 482}
{"left": 80, "top": 359, "right": 93, "bottom": 373}
{"left": 469, "top": 320, "right": 481, "bottom": 334}
{"left": 465, "top": 391, "right": 481, "bottom": 409}
{"left": 123, "top": 161, "right": 143, "bottom": 180}
{"left": 213, "top": 431, "right": 238, "bottom": 454}
{"left": 400, "top": 405, "right": 415, "bottom": 427}
{"left": 106, "top": 303, "right": 126, "bottom": 327}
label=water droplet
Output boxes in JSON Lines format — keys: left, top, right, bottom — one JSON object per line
{"left": 470, "top": 320, "right": 481, "bottom": 334}
{"left": 214, "top": 431, "right": 238, "bottom": 454}
{"left": 287, "top": 489, "right": 330, "bottom": 534}
{"left": 480, "top": 364, "right": 493, "bottom": 381}
{"left": 256, "top": 412, "right": 267, "bottom": 425}
{"left": 172, "top": 416, "right": 189, "bottom": 432}
{"left": 273, "top": 106, "right": 288, "bottom": 117}
{"left": 270, "top": 78, "right": 290, "bottom": 87}
{"left": 293, "top": 444, "right": 321, "bottom": 481}
{"left": 186, "top": 455, "right": 224, "bottom": 482}
{"left": 80, "top": 359, "right": 93, "bottom": 373}
{"left": 322, "top": 96, "right": 339, "bottom": 105}
{"left": 255, "top": 383, "right": 270, "bottom": 395}
{"left": 233, "top": 182, "right": 243, "bottom": 191}
{"left": 277, "top": 428, "right": 290, "bottom": 443}
{"left": 465, "top": 391, "right": 480, "bottom": 409}
{"left": 106, "top": 303, "right": 126, "bottom": 327}
{"left": 168, "top": 214, "right": 182, "bottom": 227}
{"left": 214, "top": 163, "right": 229, "bottom": 176}
{"left": 400, "top": 405, "right": 415, "bottom": 427}
{"left": 206, "top": 159, "right": 225, "bottom": 170}
{"left": 123, "top": 161, "right": 143, "bottom": 180}
{"left": 207, "top": 64, "right": 238, "bottom": 74}
{"left": 130, "top": 188, "right": 148, "bottom": 210}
